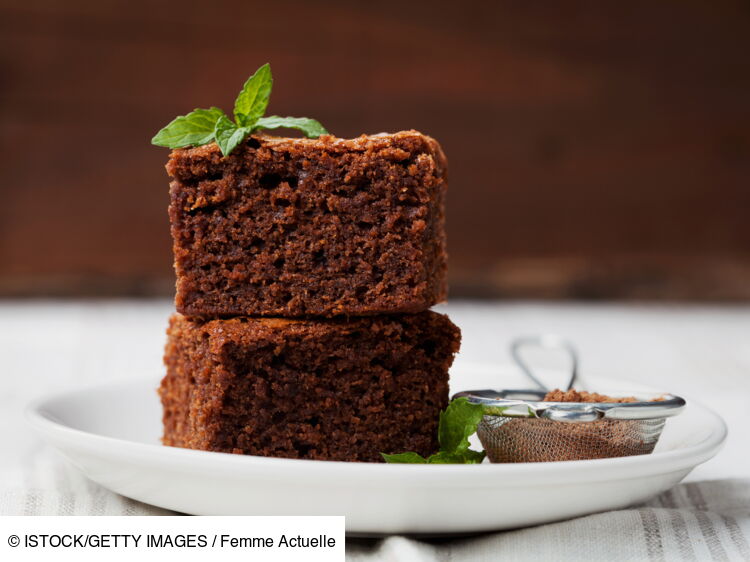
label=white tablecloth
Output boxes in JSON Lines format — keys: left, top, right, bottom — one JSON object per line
{"left": 2, "top": 300, "right": 748, "bottom": 560}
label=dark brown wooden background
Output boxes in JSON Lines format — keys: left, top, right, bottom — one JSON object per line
{"left": 2, "top": 1, "right": 749, "bottom": 300}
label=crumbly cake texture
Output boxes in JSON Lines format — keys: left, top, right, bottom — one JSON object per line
{"left": 160, "top": 311, "right": 460, "bottom": 462}
{"left": 167, "top": 130, "right": 448, "bottom": 319}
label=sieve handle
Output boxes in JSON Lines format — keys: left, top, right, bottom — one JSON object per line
{"left": 510, "top": 335, "right": 579, "bottom": 392}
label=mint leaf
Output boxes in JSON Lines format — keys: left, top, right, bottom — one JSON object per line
{"left": 381, "top": 452, "right": 428, "bottom": 463}
{"left": 427, "top": 450, "right": 485, "bottom": 464}
{"left": 151, "top": 107, "right": 225, "bottom": 148}
{"left": 455, "top": 449, "right": 486, "bottom": 464}
{"left": 255, "top": 116, "right": 329, "bottom": 138}
{"left": 214, "top": 114, "right": 250, "bottom": 156}
{"left": 425, "top": 451, "right": 465, "bottom": 464}
{"left": 438, "top": 397, "right": 485, "bottom": 453}
{"left": 233, "top": 63, "right": 272, "bottom": 128}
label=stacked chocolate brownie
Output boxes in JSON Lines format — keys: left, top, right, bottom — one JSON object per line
{"left": 159, "top": 130, "right": 461, "bottom": 462}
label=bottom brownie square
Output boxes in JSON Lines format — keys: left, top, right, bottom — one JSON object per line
{"left": 160, "top": 311, "right": 460, "bottom": 462}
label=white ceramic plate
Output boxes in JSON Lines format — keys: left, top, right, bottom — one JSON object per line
{"left": 26, "top": 363, "right": 726, "bottom": 534}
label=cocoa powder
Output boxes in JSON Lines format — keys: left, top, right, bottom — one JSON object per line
{"left": 542, "top": 388, "right": 637, "bottom": 403}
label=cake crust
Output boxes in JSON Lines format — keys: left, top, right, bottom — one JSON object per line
{"left": 167, "top": 130, "right": 448, "bottom": 319}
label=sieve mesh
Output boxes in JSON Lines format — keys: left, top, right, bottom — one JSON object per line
{"left": 477, "top": 416, "right": 666, "bottom": 463}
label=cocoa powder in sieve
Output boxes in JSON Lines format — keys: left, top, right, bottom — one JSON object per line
{"left": 479, "top": 389, "right": 664, "bottom": 462}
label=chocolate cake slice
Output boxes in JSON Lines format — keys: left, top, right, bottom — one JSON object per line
{"left": 160, "top": 311, "right": 460, "bottom": 462}
{"left": 167, "top": 130, "right": 448, "bottom": 319}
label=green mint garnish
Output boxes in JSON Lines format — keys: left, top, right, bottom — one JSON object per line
{"left": 256, "top": 116, "right": 329, "bottom": 138}
{"left": 233, "top": 63, "right": 273, "bottom": 127}
{"left": 214, "top": 114, "right": 250, "bottom": 157}
{"left": 151, "top": 107, "right": 224, "bottom": 149}
{"left": 381, "top": 397, "right": 487, "bottom": 464}
{"left": 379, "top": 451, "right": 428, "bottom": 464}
{"left": 151, "top": 63, "right": 328, "bottom": 156}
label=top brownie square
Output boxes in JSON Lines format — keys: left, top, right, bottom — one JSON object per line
{"left": 167, "top": 130, "right": 448, "bottom": 318}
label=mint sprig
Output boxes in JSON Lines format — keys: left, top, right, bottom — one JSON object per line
{"left": 151, "top": 63, "right": 329, "bottom": 156}
{"left": 382, "top": 398, "right": 487, "bottom": 464}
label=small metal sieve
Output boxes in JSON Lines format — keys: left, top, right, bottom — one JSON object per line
{"left": 453, "top": 335, "right": 686, "bottom": 463}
